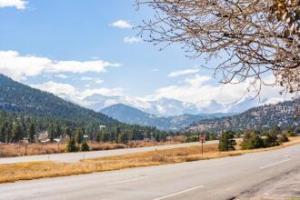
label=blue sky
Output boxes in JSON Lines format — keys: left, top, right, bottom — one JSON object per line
{"left": 0, "top": 0, "right": 292, "bottom": 115}
{"left": 0, "top": 0, "right": 203, "bottom": 95}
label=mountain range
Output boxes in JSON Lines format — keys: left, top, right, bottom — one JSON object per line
{"left": 187, "top": 98, "right": 300, "bottom": 133}
{"left": 83, "top": 93, "right": 270, "bottom": 117}
{"left": 1, "top": 73, "right": 298, "bottom": 133}
{"left": 101, "top": 104, "right": 231, "bottom": 131}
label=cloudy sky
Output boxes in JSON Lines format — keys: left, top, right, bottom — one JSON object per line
{"left": 0, "top": 0, "right": 293, "bottom": 114}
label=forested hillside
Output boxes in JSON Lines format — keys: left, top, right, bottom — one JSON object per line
{"left": 0, "top": 74, "right": 117, "bottom": 125}
{"left": 188, "top": 98, "right": 300, "bottom": 133}
{"left": 0, "top": 74, "right": 166, "bottom": 143}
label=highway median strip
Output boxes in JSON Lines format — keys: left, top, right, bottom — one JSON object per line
{"left": 1, "top": 137, "right": 300, "bottom": 184}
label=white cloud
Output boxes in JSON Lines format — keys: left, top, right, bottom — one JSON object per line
{"left": 30, "top": 75, "right": 293, "bottom": 115}
{"left": 55, "top": 74, "right": 68, "bottom": 79}
{"left": 123, "top": 36, "right": 142, "bottom": 44}
{"left": 81, "top": 76, "right": 94, "bottom": 81}
{"left": 31, "top": 81, "right": 78, "bottom": 100}
{"left": 31, "top": 81, "right": 124, "bottom": 106}
{"left": 81, "top": 88, "right": 123, "bottom": 97}
{"left": 0, "top": 0, "right": 26, "bottom": 9}
{"left": 168, "top": 68, "right": 200, "bottom": 78}
{"left": 80, "top": 77, "right": 104, "bottom": 85}
{"left": 95, "top": 79, "right": 103, "bottom": 84}
{"left": 153, "top": 74, "right": 292, "bottom": 109}
{"left": 0, "top": 50, "right": 120, "bottom": 81}
{"left": 111, "top": 20, "right": 132, "bottom": 29}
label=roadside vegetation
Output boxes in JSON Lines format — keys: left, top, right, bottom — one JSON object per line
{"left": 1, "top": 135, "right": 300, "bottom": 184}
{"left": 219, "top": 127, "right": 293, "bottom": 151}
{"left": 0, "top": 139, "right": 183, "bottom": 157}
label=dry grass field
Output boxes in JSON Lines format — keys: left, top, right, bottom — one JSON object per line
{"left": 0, "top": 140, "right": 182, "bottom": 158}
{"left": 1, "top": 136, "right": 299, "bottom": 184}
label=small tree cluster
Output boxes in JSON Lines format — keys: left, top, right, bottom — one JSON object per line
{"left": 241, "top": 128, "right": 290, "bottom": 150}
{"left": 241, "top": 131, "right": 264, "bottom": 150}
{"left": 66, "top": 135, "right": 90, "bottom": 153}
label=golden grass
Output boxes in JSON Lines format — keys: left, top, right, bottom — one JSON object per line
{"left": 0, "top": 140, "right": 180, "bottom": 157}
{"left": 1, "top": 136, "right": 300, "bottom": 184}
{"left": 0, "top": 143, "right": 66, "bottom": 157}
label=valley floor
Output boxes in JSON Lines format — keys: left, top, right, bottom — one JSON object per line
{"left": 1, "top": 137, "right": 300, "bottom": 185}
{"left": 1, "top": 142, "right": 300, "bottom": 200}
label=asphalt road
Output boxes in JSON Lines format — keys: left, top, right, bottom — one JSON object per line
{"left": 1, "top": 144, "right": 300, "bottom": 200}
{"left": 0, "top": 141, "right": 217, "bottom": 164}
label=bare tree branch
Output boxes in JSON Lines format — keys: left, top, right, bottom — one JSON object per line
{"left": 137, "top": 0, "right": 300, "bottom": 93}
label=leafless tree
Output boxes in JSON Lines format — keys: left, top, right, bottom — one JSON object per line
{"left": 137, "top": 0, "right": 300, "bottom": 93}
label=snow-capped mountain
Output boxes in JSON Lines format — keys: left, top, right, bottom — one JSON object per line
{"left": 83, "top": 94, "right": 281, "bottom": 116}
{"left": 101, "top": 103, "right": 231, "bottom": 130}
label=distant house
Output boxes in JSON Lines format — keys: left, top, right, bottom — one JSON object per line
{"left": 38, "top": 131, "right": 50, "bottom": 143}
{"left": 99, "top": 125, "right": 106, "bottom": 131}
{"left": 20, "top": 138, "right": 29, "bottom": 144}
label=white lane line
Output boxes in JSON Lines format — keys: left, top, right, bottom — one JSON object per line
{"left": 107, "top": 177, "right": 147, "bottom": 185}
{"left": 260, "top": 158, "right": 291, "bottom": 170}
{"left": 153, "top": 185, "right": 204, "bottom": 200}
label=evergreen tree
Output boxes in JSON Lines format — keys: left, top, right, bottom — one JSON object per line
{"left": 65, "top": 127, "right": 72, "bottom": 138}
{"left": 75, "top": 128, "right": 83, "bottom": 144}
{"left": 218, "top": 131, "right": 236, "bottom": 151}
{"left": 116, "top": 127, "right": 121, "bottom": 142}
{"left": 55, "top": 124, "right": 62, "bottom": 139}
{"left": 286, "top": 127, "right": 296, "bottom": 137}
{"left": 263, "top": 133, "right": 279, "bottom": 147}
{"left": 81, "top": 141, "right": 90, "bottom": 151}
{"left": 119, "top": 133, "right": 129, "bottom": 144}
{"left": 28, "top": 123, "right": 36, "bottom": 143}
{"left": 96, "top": 132, "right": 102, "bottom": 142}
{"left": 12, "top": 121, "right": 23, "bottom": 142}
{"left": 66, "top": 138, "right": 78, "bottom": 152}
{"left": 241, "top": 131, "right": 264, "bottom": 150}
{"left": 48, "top": 123, "right": 55, "bottom": 142}
{"left": 102, "top": 132, "right": 110, "bottom": 142}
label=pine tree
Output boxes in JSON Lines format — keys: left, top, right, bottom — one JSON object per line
{"left": 28, "top": 123, "right": 36, "bottom": 143}
{"left": 66, "top": 138, "right": 78, "bottom": 152}
{"left": 241, "top": 131, "right": 264, "bottom": 150}
{"left": 48, "top": 123, "right": 55, "bottom": 142}
{"left": 96, "top": 132, "right": 102, "bottom": 142}
{"left": 75, "top": 128, "right": 83, "bottom": 144}
{"left": 81, "top": 141, "right": 90, "bottom": 151}
{"left": 119, "top": 133, "right": 129, "bottom": 144}
{"left": 65, "top": 127, "right": 72, "bottom": 138}
{"left": 218, "top": 131, "right": 236, "bottom": 151}
{"left": 12, "top": 121, "right": 23, "bottom": 143}
{"left": 55, "top": 124, "right": 62, "bottom": 139}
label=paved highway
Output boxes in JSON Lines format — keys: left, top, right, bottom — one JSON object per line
{"left": 1, "top": 144, "right": 300, "bottom": 200}
{"left": 0, "top": 141, "right": 217, "bottom": 164}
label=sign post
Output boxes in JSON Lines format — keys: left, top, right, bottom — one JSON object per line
{"left": 199, "top": 133, "right": 206, "bottom": 157}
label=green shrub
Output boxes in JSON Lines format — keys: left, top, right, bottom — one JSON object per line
{"left": 263, "top": 133, "right": 279, "bottom": 147}
{"left": 81, "top": 141, "right": 90, "bottom": 152}
{"left": 277, "top": 133, "right": 289, "bottom": 144}
{"left": 286, "top": 129, "right": 296, "bottom": 137}
{"left": 241, "top": 131, "right": 264, "bottom": 150}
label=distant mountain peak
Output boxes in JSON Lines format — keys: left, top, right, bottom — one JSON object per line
{"left": 101, "top": 103, "right": 231, "bottom": 130}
